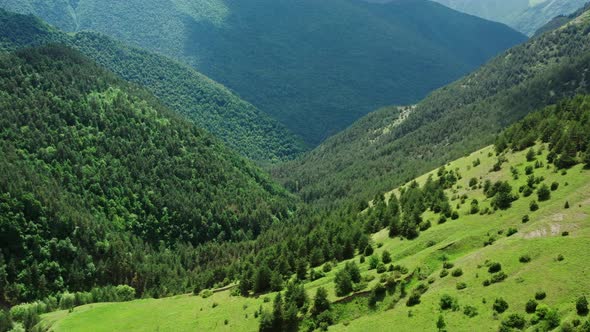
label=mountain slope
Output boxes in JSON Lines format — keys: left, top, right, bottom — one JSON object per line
{"left": 0, "top": 9, "right": 304, "bottom": 161}
{"left": 430, "top": 0, "right": 588, "bottom": 36}
{"left": 0, "top": 45, "right": 294, "bottom": 305}
{"left": 272, "top": 8, "right": 590, "bottom": 207}
{"left": 36, "top": 96, "right": 590, "bottom": 332}
{"left": 0, "top": 0, "right": 527, "bottom": 145}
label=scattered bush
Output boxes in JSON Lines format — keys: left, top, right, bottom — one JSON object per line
{"left": 406, "top": 292, "right": 421, "bottom": 307}
{"left": 501, "top": 314, "right": 526, "bottom": 330}
{"left": 463, "top": 305, "right": 478, "bottom": 318}
{"left": 488, "top": 262, "right": 502, "bottom": 273}
{"left": 526, "top": 299, "right": 538, "bottom": 313}
{"left": 557, "top": 254, "right": 565, "bottom": 261}
{"left": 519, "top": 255, "right": 531, "bottom": 263}
{"left": 490, "top": 272, "right": 507, "bottom": 284}
{"left": 439, "top": 269, "right": 449, "bottom": 278}
{"left": 507, "top": 228, "right": 518, "bottom": 236}
{"left": 451, "top": 268, "right": 463, "bottom": 277}
{"left": 565, "top": 201, "right": 570, "bottom": 209}
{"left": 493, "top": 298, "right": 509, "bottom": 313}
{"left": 200, "top": 289, "right": 214, "bottom": 299}
{"left": 551, "top": 182, "right": 559, "bottom": 191}
{"left": 522, "top": 215, "right": 530, "bottom": 223}
{"left": 562, "top": 231, "right": 569, "bottom": 237}
{"left": 537, "top": 184, "right": 551, "bottom": 201}
{"left": 443, "top": 262, "right": 454, "bottom": 269}
{"left": 535, "top": 291, "right": 547, "bottom": 300}
{"left": 376, "top": 263, "right": 387, "bottom": 274}
{"left": 577, "top": 296, "right": 589, "bottom": 315}
{"left": 440, "top": 295, "right": 454, "bottom": 310}
{"left": 382, "top": 250, "right": 392, "bottom": 264}
{"left": 530, "top": 200, "right": 539, "bottom": 212}
{"left": 483, "top": 280, "right": 491, "bottom": 287}
{"left": 456, "top": 282, "right": 467, "bottom": 290}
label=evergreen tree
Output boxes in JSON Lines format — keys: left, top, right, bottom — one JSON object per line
{"left": 311, "top": 287, "right": 330, "bottom": 317}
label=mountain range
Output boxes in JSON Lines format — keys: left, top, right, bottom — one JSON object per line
{"left": 0, "top": 0, "right": 526, "bottom": 146}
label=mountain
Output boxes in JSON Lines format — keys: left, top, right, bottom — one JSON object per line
{"left": 34, "top": 94, "right": 590, "bottom": 331}
{"left": 429, "top": 0, "right": 588, "bottom": 36}
{"left": 0, "top": 45, "right": 295, "bottom": 305}
{"left": 272, "top": 7, "right": 590, "bottom": 207}
{"left": 0, "top": 0, "right": 526, "bottom": 146}
{"left": 0, "top": 9, "right": 304, "bottom": 162}
{"left": 534, "top": 2, "right": 590, "bottom": 36}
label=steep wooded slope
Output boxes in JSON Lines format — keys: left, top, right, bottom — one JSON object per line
{"left": 273, "top": 8, "right": 590, "bottom": 207}
{"left": 0, "top": 45, "right": 294, "bottom": 305}
{"left": 0, "top": 9, "right": 304, "bottom": 161}
{"left": 0, "top": 0, "right": 526, "bottom": 145}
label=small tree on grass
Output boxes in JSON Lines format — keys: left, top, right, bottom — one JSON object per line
{"left": 501, "top": 314, "right": 526, "bottom": 330}
{"left": 537, "top": 184, "right": 551, "bottom": 201}
{"left": 440, "top": 295, "right": 454, "bottom": 310}
{"left": 311, "top": 287, "right": 330, "bottom": 317}
{"left": 493, "top": 298, "right": 509, "bottom": 313}
{"left": 382, "top": 250, "right": 392, "bottom": 264}
{"left": 577, "top": 296, "right": 589, "bottom": 316}
{"left": 526, "top": 299, "right": 538, "bottom": 313}
{"left": 436, "top": 315, "right": 446, "bottom": 332}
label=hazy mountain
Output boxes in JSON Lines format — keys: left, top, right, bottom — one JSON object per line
{"left": 0, "top": 0, "right": 526, "bottom": 145}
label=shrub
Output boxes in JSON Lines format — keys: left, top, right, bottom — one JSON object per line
{"left": 451, "top": 211, "right": 459, "bottom": 220}
{"left": 530, "top": 200, "right": 539, "bottom": 211}
{"left": 535, "top": 291, "right": 547, "bottom": 300}
{"left": 200, "top": 289, "right": 214, "bottom": 299}
{"left": 463, "top": 305, "right": 478, "bottom": 318}
{"left": 483, "top": 280, "right": 491, "bottom": 287}
{"left": 565, "top": 201, "right": 570, "bottom": 209}
{"left": 322, "top": 262, "right": 332, "bottom": 273}
{"left": 522, "top": 215, "right": 530, "bottom": 223}
{"left": 456, "top": 282, "right": 467, "bottom": 290}
{"left": 115, "top": 285, "right": 136, "bottom": 301}
{"left": 439, "top": 269, "right": 449, "bottom": 278}
{"left": 382, "top": 250, "right": 392, "bottom": 264}
{"left": 551, "top": 182, "right": 559, "bottom": 191}
{"left": 525, "top": 165, "right": 534, "bottom": 175}
{"left": 440, "top": 295, "right": 454, "bottom": 310}
{"left": 0, "top": 310, "right": 11, "bottom": 332}
{"left": 537, "top": 184, "right": 551, "bottom": 201}
{"left": 438, "top": 215, "right": 447, "bottom": 224}
{"left": 451, "top": 268, "right": 463, "bottom": 277}
{"left": 507, "top": 228, "right": 518, "bottom": 236}
{"left": 59, "top": 292, "right": 76, "bottom": 310}
{"left": 490, "top": 272, "right": 507, "bottom": 284}
{"left": 523, "top": 186, "right": 534, "bottom": 197}
{"left": 364, "top": 244, "right": 374, "bottom": 256}
{"left": 501, "top": 314, "right": 526, "bottom": 330}
{"left": 577, "top": 296, "right": 589, "bottom": 315}
{"left": 368, "top": 283, "right": 386, "bottom": 307}
{"left": 493, "top": 298, "right": 509, "bottom": 313}
{"left": 562, "top": 231, "right": 569, "bottom": 237}
{"left": 376, "top": 263, "right": 386, "bottom": 274}
{"left": 557, "top": 254, "right": 565, "bottom": 261}
{"left": 488, "top": 262, "right": 502, "bottom": 273}
{"left": 406, "top": 292, "right": 421, "bottom": 307}
{"left": 369, "top": 255, "right": 379, "bottom": 269}
{"left": 519, "top": 255, "right": 531, "bottom": 263}
{"left": 526, "top": 299, "right": 538, "bottom": 313}
{"left": 443, "top": 262, "right": 454, "bottom": 269}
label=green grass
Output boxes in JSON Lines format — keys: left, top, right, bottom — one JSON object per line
{"left": 39, "top": 144, "right": 590, "bottom": 331}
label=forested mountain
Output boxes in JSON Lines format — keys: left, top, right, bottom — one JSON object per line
{"left": 0, "top": 9, "right": 304, "bottom": 162}
{"left": 273, "top": 7, "right": 590, "bottom": 207}
{"left": 428, "top": 0, "right": 588, "bottom": 36}
{"left": 0, "top": 0, "right": 526, "bottom": 146}
{"left": 0, "top": 45, "right": 296, "bottom": 305}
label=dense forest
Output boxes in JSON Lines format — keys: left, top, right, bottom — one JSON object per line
{"left": 273, "top": 8, "right": 590, "bottom": 208}
{"left": 0, "top": 9, "right": 304, "bottom": 162}
{"left": 0, "top": 0, "right": 526, "bottom": 145}
{"left": 0, "top": 45, "right": 296, "bottom": 306}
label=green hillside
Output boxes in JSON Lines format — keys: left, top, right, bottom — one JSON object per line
{"left": 0, "top": 45, "right": 295, "bottom": 309}
{"left": 0, "top": 9, "right": 304, "bottom": 161}
{"left": 272, "top": 8, "right": 590, "bottom": 208}
{"left": 34, "top": 95, "right": 590, "bottom": 332}
{"left": 0, "top": 0, "right": 526, "bottom": 145}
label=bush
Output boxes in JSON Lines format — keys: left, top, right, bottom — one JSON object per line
{"left": 501, "top": 314, "right": 526, "bottom": 330}
{"left": 456, "top": 282, "right": 467, "bottom": 290}
{"left": 537, "top": 184, "right": 551, "bottom": 201}
{"left": 493, "top": 298, "right": 509, "bottom": 313}
{"left": 490, "top": 272, "right": 507, "bottom": 284}
{"left": 322, "top": 262, "right": 332, "bottom": 273}
{"left": 557, "top": 254, "right": 565, "bottom": 261}
{"left": 376, "top": 263, "right": 386, "bottom": 274}
{"left": 59, "top": 292, "right": 76, "bottom": 310}
{"left": 519, "top": 255, "right": 531, "bottom": 263}
{"left": 507, "top": 228, "right": 518, "bottom": 236}
{"left": 439, "top": 269, "right": 449, "bottom": 278}
{"left": 443, "top": 262, "right": 454, "bottom": 269}
{"left": 451, "top": 268, "right": 463, "bottom": 277}
{"left": 530, "top": 200, "right": 539, "bottom": 211}
{"left": 483, "top": 279, "right": 491, "bottom": 287}
{"left": 369, "top": 255, "right": 379, "bottom": 269}
{"left": 565, "top": 201, "right": 570, "bottom": 209}
{"left": 526, "top": 299, "right": 538, "bottom": 313}
{"left": 522, "top": 215, "right": 530, "bottom": 223}
{"left": 115, "top": 285, "right": 136, "bottom": 301}
{"left": 0, "top": 310, "right": 11, "bottom": 332}
{"left": 440, "top": 294, "right": 454, "bottom": 310}
{"left": 451, "top": 211, "right": 459, "bottom": 220}
{"left": 200, "top": 289, "right": 214, "bottom": 298}
{"left": 535, "top": 291, "right": 547, "bottom": 300}
{"left": 551, "top": 182, "right": 559, "bottom": 191}
{"left": 382, "top": 250, "right": 392, "bottom": 264}
{"left": 463, "top": 305, "right": 478, "bottom": 318}
{"left": 577, "top": 296, "right": 589, "bottom": 315}
{"left": 488, "top": 262, "right": 502, "bottom": 273}
{"left": 406, "top": 292, "right": 421, "bottom": 307}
